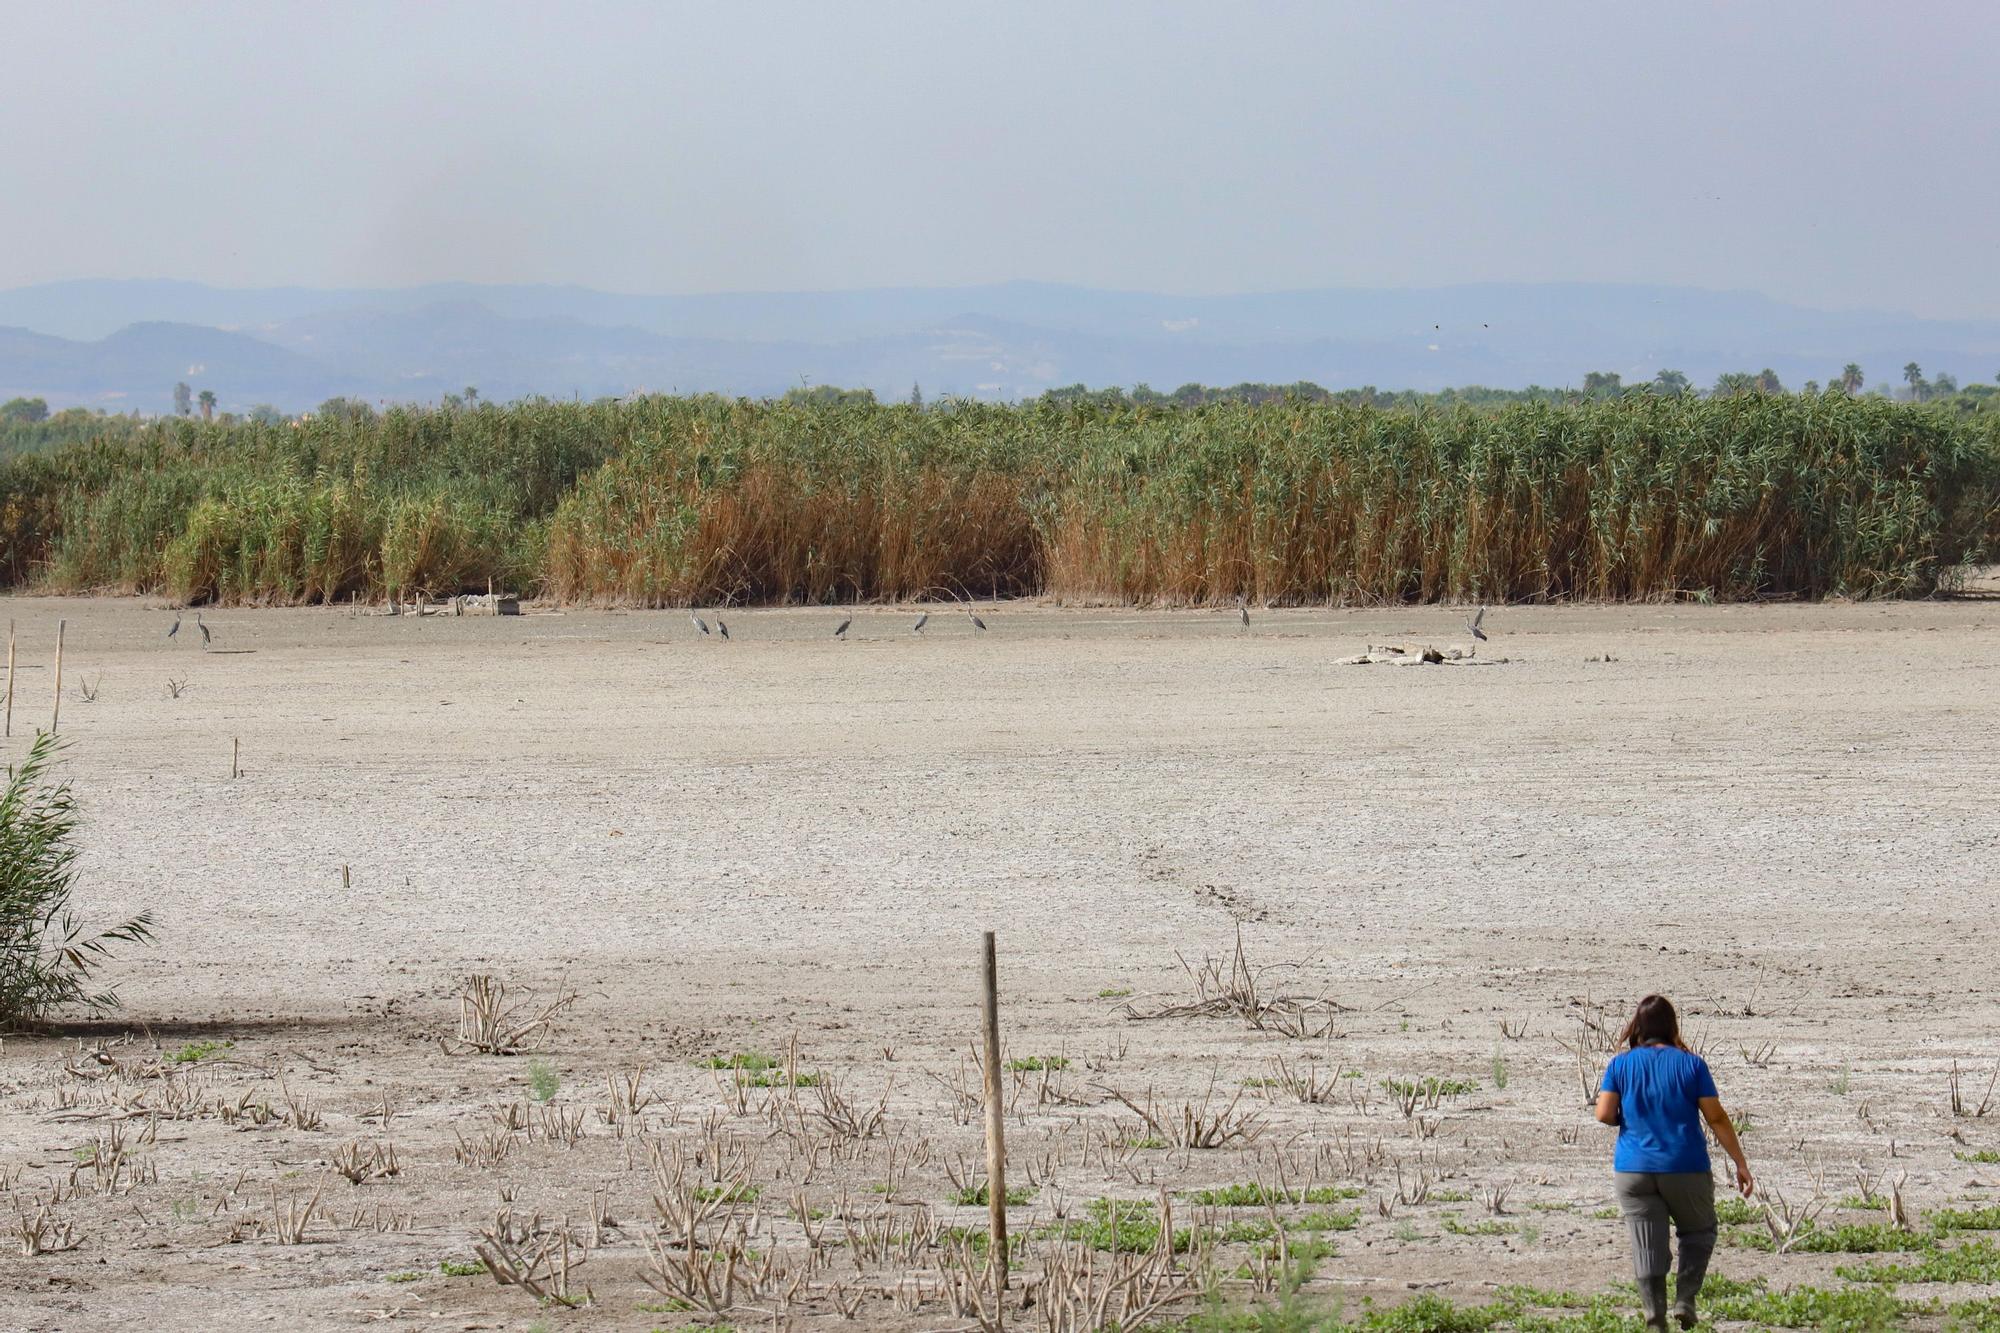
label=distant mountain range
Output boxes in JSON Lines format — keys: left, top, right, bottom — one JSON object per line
{"left": 2, "top": 278, "right": 1997, "bottom": 413}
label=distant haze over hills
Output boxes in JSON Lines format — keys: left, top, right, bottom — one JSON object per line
{"left": 2, "top": 278, "right": 1996, "bottom": 414}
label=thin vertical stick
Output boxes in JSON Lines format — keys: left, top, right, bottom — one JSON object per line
{"left": 231, "top": 738, "right": 240, "bottom": 779}
{"left": 50, "top": 619, "right": 64, "bottom": 734}
{"left": 4, "top": 618, "right": 14, "bottom": 738}
{"left": 981, "top": 930, "right": 1008, "bottom": 1295}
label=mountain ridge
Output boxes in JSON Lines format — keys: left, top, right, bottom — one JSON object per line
{"left": 3, "top": 279, "right": 1995, "bottom": 413}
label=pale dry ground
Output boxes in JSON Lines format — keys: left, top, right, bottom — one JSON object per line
{"left": 1, "top": 591, "right": 1998, "bottom": 1331}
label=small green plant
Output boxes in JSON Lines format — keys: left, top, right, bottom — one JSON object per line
{"left": 951, "top": 1181, "right": 1035, "bottom": 1206}
{"left": 1830, "top": 1060, "right": 1852, "bottom": 1095}
{"left": 0, "top": 734, "right": 154, "bottom": 1022}
{"left": 702, "top": 1050, "right": 775, "bottom": 1072}
{"left": 1006, "top": 1055, "right": 1069, "bottom": 1072}
{"left": 1297, "top": 1209, "right": 1360, "bottom": 1232}
{"left": 167, "top": 1039, "right": 233, "bottom": 1064}
{"left": 1956, "top": 1149, "right": 2000, "bottom": 1164}
{"left": 1392, "top": 1220, "right": 1422, "bottom": 1243}
{"left": 1705, "top": 1280, "right": 1911, "bottom": 1328}
{"left": 386, "top": 1271, "right": 422, "bottom": 1283}
{"left": 1841, "top": 1238, "right": 2000, "bottom": 1285}
{"left": 1714, "top": 1196, "right": 1760, "bottom": 1225}
{"left": 1040, "top": 1198, "right": 1188, "bottom": 1253}
{"left": 438, "top": 1258, "right": 484, "bottom": 1277}
{"left": 1936, "top": 1206, "right": 2000, "bottom": 1233}
{"left": 1382, "top": 1075, "right": 1477, "bottom": 1101}
{"left": 1490, "top": 1051, "right": 1509, "bottom": 1091}
{"left": 1097, "top": 986, "right": 1132, "bottom": 999}
{"left": 526, "top": 1058, "right": 560, "bottom": 1102}
{"left": 1429, "top": 1187, "right": 1471, "bottom": 1203}
{"left": 692, "top": 1182, "right": 759, "bottom": 1204}
{"left": 1441, "top": 1214, "right": 1516, "bottom": 1237}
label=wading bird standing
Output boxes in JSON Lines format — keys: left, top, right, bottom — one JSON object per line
{"left": 833, "top": 617, "right": 852, "bottom": 639}
{"left": 1467, "top": 606, "right": 1488, "bottom": 641}
{"left": 967, "top": 609, "right": 987, "bottom": 632}
{"left": 913, "top": 612, "right": 929, "bottom": 635}
{"left": 717, "top": 618, "right": 730, "bottom": 640}
{"left": 167, "top": 613, "right": 181, "bottom": 640}
{"left": 197, "top": 613, "right": 211, "bottom": 648}
{"left": 1237, "top": 594, "right": 1250, "bottom": 628}
{"left": 690, "top": 610, "right": 710, "bottom": 637}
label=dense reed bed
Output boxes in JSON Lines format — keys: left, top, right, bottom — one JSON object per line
{"left": 1, "top": 393, "right": 1992, "bottom": 605}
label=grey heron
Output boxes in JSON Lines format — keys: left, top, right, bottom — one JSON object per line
{"left": 167, "top": 613, "right": 181, "bottom": 640}
{"left": 913, "top": 612, "right": 929, "bottom": 635}
{"left": 690, "top": 611, "right": 710, "bottom": 636}
{"left": 1236, "top": 594, "right": 1250, "bottom": 628}
{"left": 717, "top": 618, "right": 730, "bottom": 640}
{"left": 197, "top": 613, "right": 211, "bottom": 648}
{"left": 967, "top": 610, "right": 987, "bottom": 632}
{"left": 1467, "top": 606, "right": 1488, "bottom": 641}
{"left": 833, "top": 617, "right": 852, "bottom": 639}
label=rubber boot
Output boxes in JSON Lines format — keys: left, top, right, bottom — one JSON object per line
{"left": 1674, "top": 1238, "right": 1713, "bottom": 1329}
{"left": 1638, "top": 1274, "right": 1670, "bottom": 1331}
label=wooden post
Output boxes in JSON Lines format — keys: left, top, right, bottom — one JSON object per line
{"left": 231, "top": 737, "right": 240, "bottom": 779}
{"left": 342, "top": 864, "right": 350, "bottom": 889}
{"left": 50, "top": 619, "right": 64, "bottom": 734}
{"left": 4, "top": 618, "right": 14, "bottom": 738}
{"left": 981, "top": 930, "right": 1009, "bottom": 1294}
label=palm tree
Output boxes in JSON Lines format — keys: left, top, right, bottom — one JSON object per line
{"left": 1652, "top": 369, "right": 1692, "bottom": 396}
{"left": 196, "top": 389, "right": 216, "bottom": 422}
{"left": 1840, "top": 363, "right": 1863, "bottom": 394}
{"left": 1904, "top": 362, "right": 1926, "bottom": 401}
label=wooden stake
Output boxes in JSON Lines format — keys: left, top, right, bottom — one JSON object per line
{"left": 4, "top": 618, "right": 14, "bottom": 739}
{"left": 981, "top": 930, "right": 1009, "bottom": 1294}
{"left": 50, "top": 619, "right": 64, "bottom": 734}
{"left": 231, "top": 737, "right": 240, "bottom": 779}
{"left": 342, "top": 864, "right": 350, "bottom": 889}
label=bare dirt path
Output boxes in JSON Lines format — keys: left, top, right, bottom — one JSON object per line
{"left": 1, "top": 592, "right": 1996, "bottom": 1330}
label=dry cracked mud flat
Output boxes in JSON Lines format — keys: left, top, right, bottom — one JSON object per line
{"left": 1, "top": 590, "right": 1997, "bottom": 1331}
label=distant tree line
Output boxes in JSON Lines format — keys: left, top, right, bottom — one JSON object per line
{"left": 6, "top": 361, "right": 2000, "bottom": 463}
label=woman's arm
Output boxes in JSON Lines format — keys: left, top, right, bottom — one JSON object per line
{"left": 1594, "top": 1090, "right": 1621, "bottom": 1125}
{"left": 1699, "top": 1096, "right": 1754, "bottom": 1195}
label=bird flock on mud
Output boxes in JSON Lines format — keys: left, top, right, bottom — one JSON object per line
{"left": 165, "top": 601, "right": 1494, "bottom": 645}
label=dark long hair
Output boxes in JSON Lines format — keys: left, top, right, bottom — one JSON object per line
{"left": 1618, "top": 994, "right": 1685, "bottom": 1050}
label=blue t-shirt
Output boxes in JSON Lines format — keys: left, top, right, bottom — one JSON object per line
{"left": 1600, "top": 1045, "right": 1718, "bottom": 1174}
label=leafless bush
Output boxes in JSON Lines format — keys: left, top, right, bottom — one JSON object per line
{"left": 1122, "top": 929, "right": 1344, "bottom": 1038}
{"left": 441, "top": 975, "right": 580, "bottom": 1056}
{"left": 1739, "top": 1042, "right": 1779, "bottom": 1068}
{"left": 1262, "top": 1053, "right": 1346, "bottom": 1105}
{"left": 1950, "top": 1062, "right": 1998, "bottom": 1118}
{"left": 14, "top": 1208, "right": 80, "bottom": 1256}
{"left": 1099, "top": 1075, "right": 1263, "bottom": 1150}
{"left": 266, "top": 1174, "right": 328, "bottom": 1245}
{"left": 329, "top": 1139, "right": 399, "bottom": 1184}
{"left": 454, "top": 1124, "right": 515, "bottom": 1169}
{"left": 477, "top": 1224, "right": 592, "bottom": 1308}
{"left": 164, "top": 676, "right": 188, "bottom": 699}
{"left": 1759, "top": 1182, "right": 1828, "bottom": 1254}
{"left": 640, "top": 1226, "right": 781, "bottom": 1314}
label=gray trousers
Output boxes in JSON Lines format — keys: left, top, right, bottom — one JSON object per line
{"left": 1613, "top": 1170, "right": 1717, "bottom": 1282}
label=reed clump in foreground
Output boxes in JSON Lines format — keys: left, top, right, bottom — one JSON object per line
{"left": 0, "top": 392, "right": 1991, "bottom": 606}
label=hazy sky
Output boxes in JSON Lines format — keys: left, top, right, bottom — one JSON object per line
{"left": 5, "top": 0, "right": 1997, "bottom": 316}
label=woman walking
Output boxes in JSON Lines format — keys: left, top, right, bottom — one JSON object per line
{"left": 1595, "top": 995, "right": 1753, "bottom": 1330}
